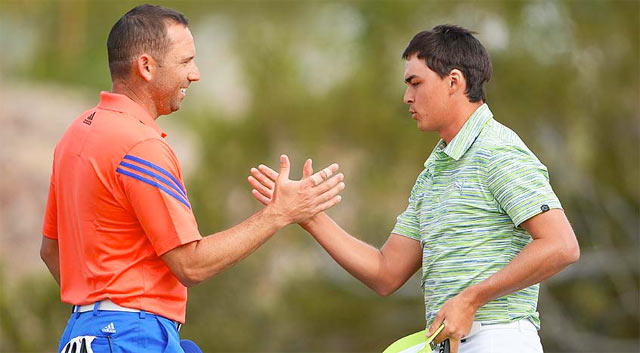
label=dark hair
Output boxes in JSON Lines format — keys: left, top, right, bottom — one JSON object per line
{"left": 107, "top": 4, "right": 189, "bottom": 79}
{"left": 402, "top": 25, "right": 492, "bottom": 103}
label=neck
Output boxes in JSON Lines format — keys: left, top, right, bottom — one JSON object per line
{"left": 111, "top": 80, "right": 159, "bottom": 119}
{"left": 439, "top": 100, "right": 483, "bottom": 144}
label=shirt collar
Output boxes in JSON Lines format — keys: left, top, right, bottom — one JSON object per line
{"left": 97, "top": 91, "right": 167, "bottom": 138}
{"left": 430, "top": 103, "right": 492, "bottom": 163}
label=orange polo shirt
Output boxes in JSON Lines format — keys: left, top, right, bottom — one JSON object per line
{"left": 42, "top": 92, "right": 202, "bottom": 323}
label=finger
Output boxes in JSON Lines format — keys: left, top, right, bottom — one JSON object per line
{"left": 250, "top": 168, "right": 275, "bottom": 190}
{"left": 251, "top": 189, "right": 271, "bottom": 206}
{"left": 314, "top": 195, "right": 342, "bottom": 214}
{"left": 434, "top": 325, "right": 449, "bottom": 345}
{"left": 307, "top": 163, "right": 339, "bottom": 187}
{"left": 248, "top": 176, "right": 272, "bottom": 199}
{"left": 321, "top": 163, "right": 340, "bottom": 179}
{"left": 313, "top": 173, "right": 344, "bottom": 195}
{"left": 277, "top": 154, "right": 290, "bottom": 181}
{"left": 258, "top": 164, "right": 279, "bottom": 182}
{"left": 303, "top": 159, "right": 313, "bottom": 178}
{"left": 450, "top": 339, "right": 459, "bottom": 353}
{"left": 313, "top": 181, "right": 345, "bottom": 204}
{"left": 427, "top": 314, "right": 445, "bottom": 341}
{"left": 321, "top": 167, "right": 334, "bottom": 179}
{"left": 310, "top": 173, "right": 323, "bottom": 187}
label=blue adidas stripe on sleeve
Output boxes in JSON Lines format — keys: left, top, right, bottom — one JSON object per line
{"left": 116, "top": 158, "right": 191, "bottom": 209}
{"left": 123, "top": 155, "right": 187, "bottom": 195}
{"left": 119, "top": 161, "right": 187, "bottom": 198}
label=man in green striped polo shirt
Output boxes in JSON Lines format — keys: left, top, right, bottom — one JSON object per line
{"left": 248, "top": 24, "right": 579, "bottom": 353}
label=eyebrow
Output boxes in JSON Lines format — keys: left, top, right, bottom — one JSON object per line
{"left": 404, "top": 75, "right": 417, "bottom": 84}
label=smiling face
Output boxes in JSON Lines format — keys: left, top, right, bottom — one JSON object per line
{"left": 150, "top": 23, "right": 200, "bottom": 115}
{"left": 402, "top": 54, "right": 452, "bottom": 132}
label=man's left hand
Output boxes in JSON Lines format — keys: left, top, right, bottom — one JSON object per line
{"left": 428, "top": 290, "right": 478, "bottom": 353}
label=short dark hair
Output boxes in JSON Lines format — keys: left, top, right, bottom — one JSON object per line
{"left": 107, "top": 4, "right": 189, "bottom": 79}
{"left": 402, "top": 25, "right": 492, "bottom": 103}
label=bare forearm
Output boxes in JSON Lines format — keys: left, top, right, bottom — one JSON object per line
{"left": 464, "top": 233, "right": 579, "bottom": 309}
{"left": 179, "top": 207, "right": 287, "bottom": 285}
{"left": 43, "top": 256, "right": 61, "bottom": 285}
{"left": 245, "top": 159, "right": 420, "bottom": 294}
{"left": 301, "top": 213, "right": 417, "bottom": 295}
{"left": 303, "top": 213, "right": 383, "bottom": 286}
{"left": 167, "top": 155, "right": 345, "bottom": 287}
{"left": 40, "top": 236, "right": 60, "bottom": 286}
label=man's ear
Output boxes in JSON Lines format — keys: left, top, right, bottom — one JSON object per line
{"left": 448, "top": 69, "right": 466, "bottom": 96}
{"left": 135, "top": 53, "right": 157, "bottom": 82}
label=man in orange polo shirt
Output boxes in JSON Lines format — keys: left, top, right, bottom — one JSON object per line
{"left": 40, "top": 5, "right": 345, "bottom": 352}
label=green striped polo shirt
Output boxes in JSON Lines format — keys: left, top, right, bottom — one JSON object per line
{"left": 392, "top": 104, "right": 561, "bottom": 329}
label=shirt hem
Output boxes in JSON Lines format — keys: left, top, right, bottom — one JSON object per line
{"left": 391, "top": 230, "right": 420, "bottom": 241}
{"left": 513, "top": 203, "right": 563, "bottom": 227}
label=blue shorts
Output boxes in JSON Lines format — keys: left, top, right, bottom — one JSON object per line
{"left": 58, "top": 306, "right": 183, "bottom": 353}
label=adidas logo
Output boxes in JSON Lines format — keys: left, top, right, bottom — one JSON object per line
{"left": 83, "top": 112, "right": 96, "bottom": 125}
{"left": 101, "top": 322, "right": 116, "bottom": 334}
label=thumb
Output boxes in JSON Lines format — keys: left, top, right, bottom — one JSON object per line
{"left": 278, "top": 154, "right": 291, "bottom": 181}
{"left": 303, "top": 159, "right": 313, "bottom": 178}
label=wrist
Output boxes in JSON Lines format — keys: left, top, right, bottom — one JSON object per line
{"left": 262, "top": 204, "right": 291, "bottom": 229}
{"left": 461, "top": 284, "right": 487, "bottom": 311}
{"left": 300, "top": 212, "right": 326, "bottom": 231}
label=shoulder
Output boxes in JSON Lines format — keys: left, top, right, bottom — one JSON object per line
{"left": 104, "top": 110, "right": 164, "bottom": 142}
{"left": 123, "top": 137, "right": 179, "bottom": 168}
{"left": 474, "top": 119, "right": 540, "bottom": 165}
{"left": 120, "top": 138, "right": 183, "bottom": 185}
{"left": 92, "top": 108, "right": 172, "bottom": 162}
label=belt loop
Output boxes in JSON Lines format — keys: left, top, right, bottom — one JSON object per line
{"left": 139, "top": 310, "right": 146, "bottom": 319}
{"left": 92, "top": 301, "right": 100, "bottom": 316}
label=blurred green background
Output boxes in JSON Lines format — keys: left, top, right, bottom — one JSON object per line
{"left": 0, "top": 0, "right": 638, "bottom": 352}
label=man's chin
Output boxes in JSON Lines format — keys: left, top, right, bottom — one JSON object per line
{"left": 169, "top": 102, "right": 182, "bottom": 114}
{"left": 417, "top": 122, "right": 435, "bottom": 132}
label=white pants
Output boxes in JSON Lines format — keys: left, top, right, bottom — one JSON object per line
{"left": 431, "top": 319, "right": 543, "bottom": 353}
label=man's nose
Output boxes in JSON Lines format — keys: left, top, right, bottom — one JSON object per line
{"left": 403, "top": 88, "right": 413, "bottom": 104}
{"left": 189, "top": 64, "right": 200, "bottom": 82}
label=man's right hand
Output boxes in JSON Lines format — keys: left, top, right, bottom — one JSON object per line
{"left": 161, "top": 154, "right": 344, "bottom": 287}
{"left": 264, "top": 154, "right": 344, "bottom": 225}
{"left": 247, "top": 156, "right": 422, "bottom": 296}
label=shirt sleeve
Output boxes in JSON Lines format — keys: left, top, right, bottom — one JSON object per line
{"left": 42, "top": 155, "right": 58, "bottom": 239}
{"left": 116, "top": 139, "right": 202, "bottom": 255}
{"left": 486, "top": 144, "right": 562, "bottom": 227}
{"left": 391, "top": 171, "right": 426, "bottom": 240}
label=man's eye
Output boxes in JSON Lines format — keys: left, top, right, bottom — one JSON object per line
{"left": 412, "top": 82, "right": 419, "bottom": 87}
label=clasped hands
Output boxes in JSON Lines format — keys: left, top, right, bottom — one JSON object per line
{"left": 249, "top": 156, "right": 479, "bottom": 353}
{"left": 253, "top": 155, "right": 345, "bottom": 225}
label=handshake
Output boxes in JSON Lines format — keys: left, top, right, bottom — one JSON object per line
{"left": 246, "top": 154, "right": 345, "bottom": 226}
